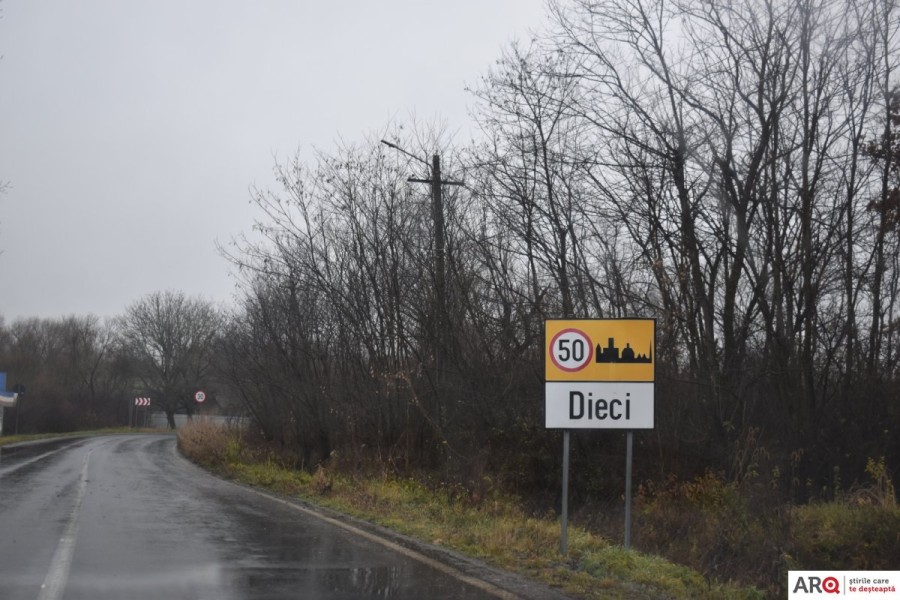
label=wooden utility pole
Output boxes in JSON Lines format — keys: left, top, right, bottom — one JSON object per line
{"left": 384, "top": 143, "right": 462, "bottom": 438}
{"left": 432, "top": 154, "right": 447, "bottom": 347}
{"left": 383, "top": 142, "right": 462, "bottom": 378}
{"left": 409, "top": 154, "right": 459, "bottom": 363}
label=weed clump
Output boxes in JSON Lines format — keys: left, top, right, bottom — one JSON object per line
{"left": 633, "top": 460, "right": 900, "bottom": 597}
{"left": 177, "top": 420, "right": 241, "bottom": 469}
{"left": 789, "top": 457, "right": 899, "bottom": 572}
{"left": 636, "top": 471, "right": 786, "bottom": 593}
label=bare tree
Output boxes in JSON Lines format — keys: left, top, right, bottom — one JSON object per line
{"left": 0, "top": 315, "right": 129, "bottom": 432}
{"left": 216, "top": 0, "right": 900, "bottom": 497}
{"left": 470, "top": 41, "right": 597, "bottom": 320}
{"left": 119, "top": 291, "right": 220, "bottom": 428}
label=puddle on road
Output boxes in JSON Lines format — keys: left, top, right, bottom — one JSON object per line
{"left": 68, "top": 564, "right": 446, "bottom": 599}
{"left": 65, "top": 563, "right": 232, "bottom": 599}
{"left": 318, "top": 565, "right": 404, "bottom": 597}
{"left": 226, "top": 561, "right": 486, "bottom": 599}
{"left": 224, "top": 564, "right": 407, "bottom": 599}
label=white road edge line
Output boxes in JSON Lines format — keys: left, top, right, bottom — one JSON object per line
{"left": 0, "top": 448, "right": 67, "bottom": 475}
{"left": 172, "top": 442, "right": 521, "bottom": 600}
{"left": 255, "top": 489, "right": 521, "bottom": 600}
{"left": 37, "top": 449, "right": 93, "bottom": 600}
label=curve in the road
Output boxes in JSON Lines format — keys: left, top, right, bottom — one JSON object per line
{"left": 0, "top": 435, "right": 571, "bottom": 600}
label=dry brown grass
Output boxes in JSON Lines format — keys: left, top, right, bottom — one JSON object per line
{"left": 176, "top": 420, "right": 244, "bottom": 468}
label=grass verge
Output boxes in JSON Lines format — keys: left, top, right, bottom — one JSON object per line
{"left": 177, "top": 421, "right": 761, "bottom": 600}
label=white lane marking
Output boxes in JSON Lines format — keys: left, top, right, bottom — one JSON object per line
{"left": 37, "top": 449, "right": 93, "bottom": 600}
{"left": 0, "top": 448, "right": 67, "bottom": 475}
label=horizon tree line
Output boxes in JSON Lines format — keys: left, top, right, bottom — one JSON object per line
{"left": 1, "top": 0, "right": 898, "bottom": 502}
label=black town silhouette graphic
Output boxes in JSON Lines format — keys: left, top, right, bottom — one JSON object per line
{"left": 595, "top": 337, "right": 652, "bottom": 364}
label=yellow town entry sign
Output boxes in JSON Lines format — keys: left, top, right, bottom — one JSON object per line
{"left": 545, "top": 319, "right": 655, "bottom": 429}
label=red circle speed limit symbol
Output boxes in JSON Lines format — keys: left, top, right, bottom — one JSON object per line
{"left": 194, "top": 390, "right": 206, "bottom": 403}
{"left": 550, "top": 328, "right": 594, "bottom": 372}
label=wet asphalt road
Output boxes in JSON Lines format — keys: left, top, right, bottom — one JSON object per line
{"left": 0, "top": 435, "right": 536, "bottom": 600}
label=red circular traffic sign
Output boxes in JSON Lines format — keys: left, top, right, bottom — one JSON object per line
{"left": 194, "top": 390, "right": 206, "bottom": 403}
{"left": 549, "top": 328, "right": 594, "bottom": 372}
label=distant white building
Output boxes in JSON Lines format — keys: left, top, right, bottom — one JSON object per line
{"left": 0, "top": 372, "right": 18, "bottom": 408}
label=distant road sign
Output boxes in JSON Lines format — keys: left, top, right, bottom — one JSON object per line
{"left": 194, "top": 390, "right": 206, "bottom": 403}
{"left": 134, "top": 397, "right": 151, "bottom": 407}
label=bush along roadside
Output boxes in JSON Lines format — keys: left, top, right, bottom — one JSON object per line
{"left": 176, "top": 422, "right": 762, "bottom": 600}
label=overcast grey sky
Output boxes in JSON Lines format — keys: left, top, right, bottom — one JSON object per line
{"left": 0, "top": 0, "right": 547, "bottom": 322}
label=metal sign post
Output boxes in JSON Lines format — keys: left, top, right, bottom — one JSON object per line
{"left": 625, "top": 430, "right": 634, "bottom": 549}
{"left": 561, "top": 430, "right": 570, "bottom": 555}
{"left": 132, "top": 397, "right": 151, "bottom": 428}
{"left": 545, "top": 319, "right": 655, "bottom": 552}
